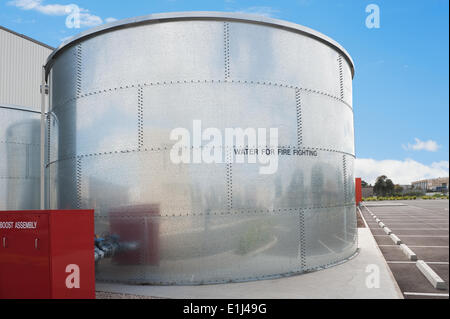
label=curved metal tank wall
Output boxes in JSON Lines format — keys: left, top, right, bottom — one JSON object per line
{"left": 45, "top": 12, "right": 356, "bottom": 284}
{"left": 0, "top": 105, "right": 40, "bottom": 210}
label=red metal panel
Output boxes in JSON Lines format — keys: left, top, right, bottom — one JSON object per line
{"left": 0, "top": 212, "right": 50, "bottom": 299}
{"left": 355, "top": 178, "right": 362, "bottom": 206}
{"left": 49, "top": 210, "right": 95, "bottom": 299}
{"left": 0, "top": 210, "right": 95, "bottom": 299}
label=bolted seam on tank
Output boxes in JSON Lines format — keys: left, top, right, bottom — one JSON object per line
{"left": 50, "top": 79, "right": 353, "bottom": 114}
{"left": 44, "top": 145, "right": 356, "bottom": 168}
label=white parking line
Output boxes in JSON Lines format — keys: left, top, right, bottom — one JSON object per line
{"left": 379, "top": 222, "right": 447, "bottom": 224}
{"left": 378, "top": 219, "right": 448, "bottom": 222}
{"left": 373, "top": 212, "right": 448, "bottom": 214}
{"left": 391, "top": 235, "right": 448, "bottom": 237}
{"left": 403, "top": 292, "right": 449, "bottom": 297}
{"left": 409, "top": 246, "right": 449, "bottom": 248}
{"left": 378, "top": 218, "right": 448, "bottom": 221}
{"left": 407, "top": 204, "right": 448, "bottom": 213}
{"left": 387, "top": 261, "right": 448, "bottom": 265}
{"left": 375, "top": 218, "right": 448, "bottom": 221}
{"left": 378, "top": 245, "right": 449, "bottom": 248}
{"left": 372, "top": 211, "right": 447, "bottom": 213}
{"left": 378, "top": 219, "right": 448, "bottom": 221}
{"left": 381, "top": 223, "right": 448, "bottom": 228}
{"left": 373, "top": 235, "right": 448, "bottom": 237}
{"left": 374, "top": 219, "right": 449, "bottom": 221}
{"left": 377, "top": 218, "right": 448, "bottom": 221}
{"left": 377, "top": 214, "right": 448, "bottom": 216}
{"left": 407, "top": 213, "right": 448, "bottom": 218}
{"left": 381, "top": 228, "right": 448, "bottom": 231}
{"left": 374, "top": 212, "right": 448, "bottom": 214}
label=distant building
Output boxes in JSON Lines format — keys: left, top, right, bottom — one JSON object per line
{"left": 399, "top": 184, "right": 413, "bottom": 194}
{"left": 412, "top": 177, "right": 449, "bottom": 192}
{"left": 1, "top": 26, "right": 53, "bottom": 210}
{"left": 0, "top": 25, "right": 53, "bottom": 110}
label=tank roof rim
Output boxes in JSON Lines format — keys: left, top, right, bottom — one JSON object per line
{"left": 0, "top": 104, "right": 41, "bottom": 114}
{"left": 44, "top": 11, "right": 355, "bottom": 78}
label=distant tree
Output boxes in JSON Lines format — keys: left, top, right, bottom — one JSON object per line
{"left": 374, "top": 175, "right": 387, "bottom": 196}
{"left": 394, "top": 185, "right": 404, "bottom": 196}
{"left": 361, "top": 180, "right": 369, "bottom": 187}
{"left": 374, "top": 175, "right": 395, "bottom": 196}
{"left": 385, "top": 179, "right": 394, "bottom": 195}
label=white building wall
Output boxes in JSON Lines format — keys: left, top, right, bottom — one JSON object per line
{"left": 0, "top": 26, "right": 53, "bottom": 111}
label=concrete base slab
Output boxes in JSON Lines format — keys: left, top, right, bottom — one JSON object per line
{"left": 95, "top": 228, "right": 403, "bottom": 299}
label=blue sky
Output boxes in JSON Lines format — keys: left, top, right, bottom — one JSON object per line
{"left": 1, "top": 0, "right": 448, "bottom": 184}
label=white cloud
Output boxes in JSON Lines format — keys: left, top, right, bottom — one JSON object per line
{"left": 9, "top": 0, "right": 76, "bottom": 15}
{"left": 355, "top": 158, "right": 449, "bottom": 185}
{"left": 236, "top": 6, "right": 280, "bottom": 18}
{"left": 78, "top": 12, "right": 103, "bottom": 27}
{"left": 105, "top": 17, "right": 118, "bottom": 23}
{"left": 8, "top": 0, "right": 41, "bottom": 10}
{"left": 8, "top": 0, "right": 114, "bottom": 28}
{"left": 37, "top": 3, "right": 77, "bottom": 15}
{"left": 402, "top": 138, "right": 440, "bottom": 152}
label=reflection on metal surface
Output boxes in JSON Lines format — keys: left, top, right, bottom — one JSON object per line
{"left": 0, "top": 105, "right": 40, "bottom": 210}
{"left": 46, "top": 13, "right": 357, "bottom": 284}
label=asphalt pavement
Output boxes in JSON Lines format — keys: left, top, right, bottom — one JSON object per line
{"left": 361, "top": 200, "right": 449, "bottom": 299}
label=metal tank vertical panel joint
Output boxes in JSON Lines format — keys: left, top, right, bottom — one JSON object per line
{"left": 44, "top": 12, "right": 356, "bottom": 284}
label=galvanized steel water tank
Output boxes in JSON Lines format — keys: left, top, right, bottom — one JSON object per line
{"left": 45, "top": 12, "right": 357, "bottom": 284}
{"left": 0, "top": 105, "right": 40, "bottom": 210}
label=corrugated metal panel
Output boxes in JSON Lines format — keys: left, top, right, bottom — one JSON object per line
{"left": 0, "top": 28, "right": 53, "bottom": 110}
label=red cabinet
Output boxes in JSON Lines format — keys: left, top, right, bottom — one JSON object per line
{"left": 355, "top": 178, "right": 362, "bottom": 206}
{"left": 0, "top": 210, "right": 95, "bottom": 299}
